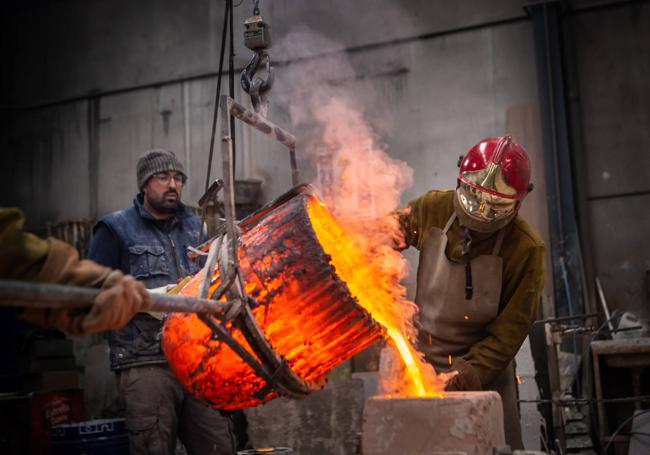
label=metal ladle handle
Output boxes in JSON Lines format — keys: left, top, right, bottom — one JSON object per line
{"left": 0, "top": 280, "right": 230, "bottom": 314}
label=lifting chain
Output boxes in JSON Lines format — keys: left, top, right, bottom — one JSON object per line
{"left": 241, "top": 0, "right": 274, "bottom": 116}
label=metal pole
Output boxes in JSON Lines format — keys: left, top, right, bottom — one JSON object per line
{"left": 0, "top": 280, "right": 231, "bottom": 314}
{"left": 545, "top": 322, "right": 567, "bottom": 453}
{"left": 220, "top": 95, "right": 240, "bottom": 272}
{"left": 289, "top": 145, "right": 299, "bottom": 186}
{"left": 228, "top": 0, "right": 237, "bottom": 178}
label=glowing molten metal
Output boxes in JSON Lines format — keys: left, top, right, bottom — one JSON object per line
{"left": 163, "top": 189, "right": 441, "bottom": 410}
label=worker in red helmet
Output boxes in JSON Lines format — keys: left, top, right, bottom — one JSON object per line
{"left": 398, "top": 136, "right": 544, "bottom": 449}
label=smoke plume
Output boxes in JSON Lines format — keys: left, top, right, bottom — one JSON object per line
{"left": 274, "top": 28, "right": 445, "bottom": 395}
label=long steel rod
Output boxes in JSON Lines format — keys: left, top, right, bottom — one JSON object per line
{"left": 221, "top": 95, "right": 240, "bottom": 273}
{"left": 0, "top": 280, "right": 230, "bottom": 314}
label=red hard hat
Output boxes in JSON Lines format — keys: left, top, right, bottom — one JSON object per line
{"left": 458, "top": 136, "right": 532, "bottom": 202}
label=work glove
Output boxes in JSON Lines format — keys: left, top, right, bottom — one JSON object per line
{"left": 21, "top": 238, "right": 151, "bottom": 335}
{"left": 444, "top": 357, "right": 482, "bottom": 391}
{"left": 77, "top": 270, "right": 151, "bottom": 334}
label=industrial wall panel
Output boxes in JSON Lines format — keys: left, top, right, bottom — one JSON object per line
{"left": 0, "top": 102, "right": 91, "bottom": 230}
{"left": 183, "top": 78, "right": 220, "bottom": 206}
{"left": 96, "top": 90, "right": 158, "bottom": 216}
{"left": 1, "top": 0, "right": 527, "bottom": 107}
{"left": 269, "top": 0, "right": 526, "bottom": 61}
{"left": 94, "top": 79, "right": 266, "bottom": 214}
{"left": 1, "top": 11, "right": 545, "bottom": 254}
{"left": 1, "top": 0, "right": 221, "bottom": 106}
{"left": 96, "top": 84, "right": 203, "bottom": 217}
{"left": 589, "top": 194, "right": 650, "bottom": 314}
{"left": 573, "top": 3, "right": 650, "bottom": 198}
{"left": 2, "top": 19, "right": 544, "bottom": 230}
{"left": 376, "top": 21, "right": 539, "bottom": 203}
{"left": 178, "top": 78, "right": 285, "bottom": 207}
{"left": 569, "top": 0, "right": 640, "bottom": 10}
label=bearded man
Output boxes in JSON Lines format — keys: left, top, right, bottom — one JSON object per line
{"left": 399, "top": 136, "right": 545, "bottom": 449}
{"left": 88, "top": 149, "right": 237, "bottom": 455}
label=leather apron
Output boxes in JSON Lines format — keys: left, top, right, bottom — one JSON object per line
{"left": 414, "top": 212, "right": 523, "bottom": 449}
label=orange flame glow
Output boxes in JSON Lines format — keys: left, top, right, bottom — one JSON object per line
{"left": 163, "top": 188, "right": 445, "bottom": 410}
{"left": 307, "top": 199, "right": 444, "bottom": 397}
{"left": 277, "top": 27, "right": 443, "bottom": 397}
{"left": 305, "top": 98, "right": 445, "bottom": 397}
{"left": 163, "top": 191, "right": 386, "bottom": 410}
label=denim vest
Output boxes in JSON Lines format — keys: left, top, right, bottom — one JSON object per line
{"left": 96, "top": 196, "right": 201, "bottom": 370}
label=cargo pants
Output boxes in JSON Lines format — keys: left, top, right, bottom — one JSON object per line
{"left": 117, "top": 365, "right": 236, "bottom": 455}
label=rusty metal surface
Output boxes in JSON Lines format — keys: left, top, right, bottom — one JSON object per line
{"left": 226, "top": 96, "right": 300, "bottom": 186}
{"left": 590, "top": 338, "right": 650, "bottom": 355}
{"left": 591, "top": 338, "right": 650, "bottom": 368}
{"left": 227, "top": 97, "right": 296, "bottom": 149}
{"left": 163, "top": 187, "right": 384, "bottom": 409}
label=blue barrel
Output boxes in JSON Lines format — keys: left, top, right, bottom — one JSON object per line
{"left": 50, "top": 418, "right": 129, "bottom": 455}
{"left": 237, "top": 449, "right": 293, "bottom": 454}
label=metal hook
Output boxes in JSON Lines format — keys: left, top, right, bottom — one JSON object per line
{"left": 241, "top": 50, "right": 274, "bottom": 115}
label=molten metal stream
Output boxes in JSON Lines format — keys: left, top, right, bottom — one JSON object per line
{"left": 386, "top": 328, "right": 426, "bottom": 396}
{"left": 307, "top": 199, "right": 440, "bottom": 397}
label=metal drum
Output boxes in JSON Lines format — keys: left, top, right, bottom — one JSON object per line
{"left": 163, "top": 186, "right": 384, "bottom": 410}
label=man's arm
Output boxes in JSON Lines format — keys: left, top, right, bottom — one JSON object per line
{"left": 0, "top": 208, "right": 150, "bottom": 335}
{"left": 88, "top": 222, "right": 123, "bottom": 270}
{"left": 397, "top": 190, "right": 450, "bottom": 250}
{"left": 462, "top": 244, "right": 545, "bottom": 387}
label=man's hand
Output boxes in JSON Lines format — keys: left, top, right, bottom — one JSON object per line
{"left": 444, "top": 357, "right": 482, "bottom": 391}
{"left": 21, "top": 238, "right": 151, "bottom": 336}
{"left": 77, "top": 270, "right": 151, "bottom": 334}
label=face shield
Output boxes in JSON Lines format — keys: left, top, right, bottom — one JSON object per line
{"left": 455, "top": 136, "right": 532, "bottom": 232}
{"left": 456, "top": 181, "right": 517, "bottom": 223}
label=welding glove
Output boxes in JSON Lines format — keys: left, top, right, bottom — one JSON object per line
{"left": 444, "top": 357, "right": 482, "bottom": 391}
{"left": 21, "top": 238, "right": 151, "bottom": 335}
{"left": 79, "top": 270, "right": 151, "bottom": 334}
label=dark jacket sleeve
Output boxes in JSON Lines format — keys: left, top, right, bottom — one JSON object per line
{"left": 88, "top": 222, "right": 123, "bottom": 271}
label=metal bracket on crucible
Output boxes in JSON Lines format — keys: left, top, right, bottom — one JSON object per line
{"left": 193, "top": 223, "right": 323, "bottom": 400}
{"left": 179, "top": 94, "right": 320, "bottom": 403}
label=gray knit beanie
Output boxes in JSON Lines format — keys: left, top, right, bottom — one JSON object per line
{"left": 136, "top": 149, "right": 187, "bottom": 190}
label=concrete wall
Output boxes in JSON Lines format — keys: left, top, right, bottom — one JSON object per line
{"left": 0, "top": 0, "right": 544, "bottom": 233}
{"left": 1, "top": 1, "right": 555, "bottom": 315}
{"left": 1, "top": 0, "right": 526, "bottom": 106}
{"left": 572, "top": 2, "right": 650, "bottom": 318}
